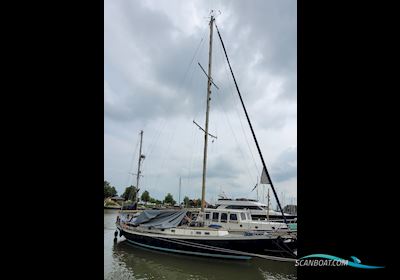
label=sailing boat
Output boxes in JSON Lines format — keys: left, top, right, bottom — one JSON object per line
{"left": 116, "top": 12, "right": 296, "bottom": 262}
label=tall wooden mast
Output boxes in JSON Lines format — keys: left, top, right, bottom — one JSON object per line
{"left": 267, "top": 188, "right": 270, "bottom": 221}
{"left": 179, "top": 176, "right": 182, "bottom": 207}
{"left": 136, "top": 130, "right": 144, "bottom": 203}
{"left": 129, "top": 130, "right": 144, "bottom": 203}
{"left": 201, "top": 14, "right": 215, "bottom": 212}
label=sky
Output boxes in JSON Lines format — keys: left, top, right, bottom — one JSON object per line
{"left": 104, "top": 0, "right": 297, "bottom": 208}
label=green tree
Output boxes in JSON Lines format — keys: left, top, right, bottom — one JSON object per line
{"left": 141, "top": 190, "right": 150, "bottom": 203}
{"left": 104, "top": 180, "right": 117, "bottom": 198}
{"left": 192, "top": 198, "right": 202, "bottom": 207}
{"left": 183, "top": 196, "right": 190, "bottom": 207}
{"left": 149, "top": 197, "right": 157, "bottom": 204}
{"left": 122, "top": 185, "right": 138, "bottom": 201}
{"left": 155, "top": 199, "right": 162, "bottom": 205}
{"left": 163, "top": 193, "right": 176, "bottom": 205}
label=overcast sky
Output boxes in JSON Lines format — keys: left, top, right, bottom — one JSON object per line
{"left": 105, "top": 0, "right": 297, "bottom": 207}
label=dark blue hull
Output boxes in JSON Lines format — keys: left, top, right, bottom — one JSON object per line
{"left": 118, "top": 227, "right": 296, "bottom": 260}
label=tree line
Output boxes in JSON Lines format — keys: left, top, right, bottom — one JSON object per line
{"left": 104, "top": 180, "right": 201, "bottom": 207}
{"left": 104, "top": 180, "right": 117, "bottom": 198}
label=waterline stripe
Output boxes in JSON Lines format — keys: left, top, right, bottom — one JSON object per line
{"left": 126, "top": 239, "right": 252, "bottom": 260}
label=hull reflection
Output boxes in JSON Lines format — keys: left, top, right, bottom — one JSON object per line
{"left": 108, "top": 238, "right": 296, "bottom": 280}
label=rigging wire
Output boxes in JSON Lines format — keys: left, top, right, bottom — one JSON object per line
{"left": 187, "top": 120, "right": 201, "bottom": 193}
{"left": 216, "top": 35, "right": 262, "bottom": 185}
{"left": 151, "top": 55, "right": 206, "bottom": 192}
{"left": 152, "top": 125, "right": 177, "bottom": 190}
{"left": 213, "top": 81, "right": 257, "bottom": 193}
{"left": 214, "top": 22, "right": 288, "bottom": 223}
{"left": 146, "top": 29, "right": 207, "bottom": 162}
{"left": 142, "top": 27, "right": 208, "bottom": 192}
{"left": 188, "top": 77, "right": 210, "bottom": 193}
{"left": 212, "top": 43, "right": 259, "bottom": 192}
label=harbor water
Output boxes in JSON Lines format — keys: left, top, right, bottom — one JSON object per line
{"left": 105, "top": 209, "right": 297, "bottom": 280}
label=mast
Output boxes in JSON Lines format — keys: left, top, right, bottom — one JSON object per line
{"left": 200, "top": 14, "right": 215, "bottom": 212}
{"left": 136, "top": 130, "right": 144, "bottom": 203}
{"left": 256, "top": 176, "right": 259, "bottom": 201}
{"left": 129, "top": 130, "right": 144, "bottom": 204}
{"left": 179, "top": 177, "right": 182, "bottom": 208}
{"left": 267, "top": 188, "right": 270, "bottom": 221}
{"left": 262, "top": 184, "right": 265, "bottom": 204}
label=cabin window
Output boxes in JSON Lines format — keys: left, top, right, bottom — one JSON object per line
{"left": 220, "top": 213, "right": 227, "bottom": 223}
{"left": 225, "top": 205, "right": 264, "bottom": 210}
{"left": 226, "top": 205, "right": 246, "bottom": 209}
{"left": 229, "top": 213, "right": 238, "bottom": 222}
{"left": 205, "top": 213, "right": 210, "bottom": 220}
{"left": 196, "top": 231, "right": 202, "bottom": 235}
{"left": 240, "top": 213, "right": 246, "bottom": 220}
{"left": 212, "top": 212, "right": 219, "bottom": 222}
{"left": 240, "top": 206, "right": 259, "bottom": 210}
{"left": 171, "top": 229, "right": 175, "bottom": 233}
{"left": 205, "top": 232, "right": 210, "bottom": 235}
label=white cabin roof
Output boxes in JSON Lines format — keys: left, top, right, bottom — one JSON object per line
{"left": 216, "top": 198, "right": 267, "bottom": 207}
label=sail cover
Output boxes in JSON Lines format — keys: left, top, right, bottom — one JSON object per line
{"left": 129, "top": 210, "right": 188, "bottom": 229}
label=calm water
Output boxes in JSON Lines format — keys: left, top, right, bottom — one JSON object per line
{"left": 105, "top": 210, "right": 297, "bottom": 280}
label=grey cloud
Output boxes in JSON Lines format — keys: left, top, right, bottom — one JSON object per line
{"left": 181, "top": 153, "right": 243, "bottom": 180}
{"left": 271, "top": 146, "right": 297, "bottom": 182}
{"left": 105, "top": 0, "right": 297, "bottom": 200}
{"left": 216, "top": 0, "right": 297, "bottom": 101}
{"left": 207, "top": 156, "right": 242, "bottom": 179}
{"left": 105, "top": 0, "right": 296, "bottom": 125}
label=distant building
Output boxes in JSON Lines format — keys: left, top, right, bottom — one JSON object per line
{"left": 142, "top": 201, "right": 156, "bottom": 207}
{"left": 283, "top": 204, "right": 297, "bottom": 215}
{"left": 187, "top": 199, "right": 209, "bottom": 208}
{"left": 110, "top": 196, "right": 125, "bottom": 205}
